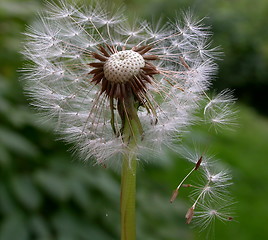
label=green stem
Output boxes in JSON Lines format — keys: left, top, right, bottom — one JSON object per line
{"left": 119, "top": 92, "right": 142, "bottom": 240}
{"left": 121, "top": 155, "right": 137, "bottom": 240}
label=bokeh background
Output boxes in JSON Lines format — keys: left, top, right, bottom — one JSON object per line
{"left": 0, "top": 0, "right": 268, "bottom": 239}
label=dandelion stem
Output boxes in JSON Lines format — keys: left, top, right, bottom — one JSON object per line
{"left": 120, "top": 89, "right": 142, "bottom": 240}
{"left": 121, "top": 154, "right": 137, "bottom": 240}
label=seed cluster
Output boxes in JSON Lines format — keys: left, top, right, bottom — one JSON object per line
{"left": 104, "top": 50, "right": 145, "bottom": 83}
{"left": 89, "top": 45, "right": 159, "bottom": 100}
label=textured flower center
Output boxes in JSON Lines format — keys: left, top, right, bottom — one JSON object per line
{"left": 103, "top": 50, "right": 145, "bottom": 83}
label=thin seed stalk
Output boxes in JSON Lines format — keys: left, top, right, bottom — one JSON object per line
{"left": 119, "top": 90, "right": 142, "bottom": 240}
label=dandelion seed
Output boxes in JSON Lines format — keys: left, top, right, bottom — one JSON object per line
{"left": 170, "top": 154, "right": 203, "bottom": 203}
{"left": 193, "top": 202, "right": 235, "bottom": 231}
{"left": 180, "top": 147, "right": 215, "bottom": 169}
{"left": 171, "top": 150, "right": 234, "bottom": 231}
{"left": 204, "top": 89, "right": 238, "bottom": 132}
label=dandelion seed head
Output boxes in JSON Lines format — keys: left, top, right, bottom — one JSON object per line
{"left": 22, "top": 1, "right": 237, "bottom": 233}
{"left": 22, "top": 0, "right": 235, "bottom": 166}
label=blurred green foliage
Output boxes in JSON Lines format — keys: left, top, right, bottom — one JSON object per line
{"left": 0, "top": 0, "right": 268, "bottom": 239}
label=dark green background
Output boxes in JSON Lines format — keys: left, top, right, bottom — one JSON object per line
{"left": 0, "top": 0, "right": 268, "bottom": 239}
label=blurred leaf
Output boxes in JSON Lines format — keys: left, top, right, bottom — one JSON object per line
{"left": 34, "top": 170, "right": 70, "bottom": 201}
{"left": 0, "top": 127, "right": 39, "bottom": 157}
{"left": 80, "top": 170, "right": 119, "bottom": 203}
{"left": 52, "top": 210, "right": 81, "bottom": 239}
{"left": 7, "top": 106, "right": 35, "bottom": 128}
{"left": 0, "top": 144, "right": 11, "bottom": 165}
{"left": 52, "top": 210, "right": 114, "bottom": 240}
{"left": 0, "top": 183, "right": 17, "bottom": 215}
{"left": 0, "top": 96, "right": 10, "bottom": 115}
{"left": 68, "top": 177, "right": 91, "bottom": 210}
{"left": 29, "top": 215, "right": 52, "bottom": 240}
{"left": 11, "top": 175, "right": 42, "bottom": 210}
{"left": 0, "top": 76, "right": 10, "bottom": 95}
{"left": 0, "top": 213, "right": 29, "bottom": 240}
{"left": 95, "top": 171, "right": 120, "bottom": 202}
